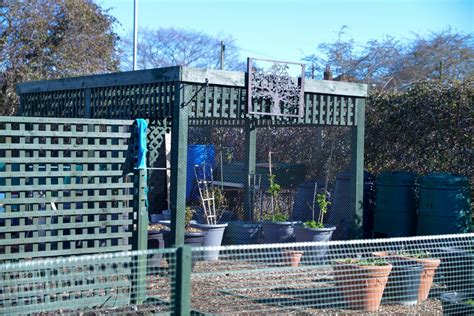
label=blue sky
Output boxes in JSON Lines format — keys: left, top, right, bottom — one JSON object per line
{"left": 97, "top": 0, "right": 473, "bottom": 62}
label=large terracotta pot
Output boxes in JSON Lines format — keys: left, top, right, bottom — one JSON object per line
{"left": 372, "top": 251, "right": 440, "bottom": 302}
{"left": 334, "top": 261, "right": 392, "bottom": 312}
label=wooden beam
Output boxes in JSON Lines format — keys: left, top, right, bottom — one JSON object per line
{"left": 17, "top": 66, "right": 367, "bottom": 98}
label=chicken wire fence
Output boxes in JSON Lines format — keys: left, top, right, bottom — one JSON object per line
{"left": 187, "top": 125, "right": 358, "bottom": 242}
{"left": 190, "top": 233, "right": 474, "bottom": 315}
{"left": 1, "top": 233, "right": 473, "bottom": 315}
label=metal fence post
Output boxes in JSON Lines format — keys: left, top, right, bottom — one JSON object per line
{"left": 174, "top": 245, "right": 192, "bottom": 315}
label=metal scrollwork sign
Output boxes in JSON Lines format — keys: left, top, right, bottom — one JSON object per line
{"left": 247, "top": 58, "right": 305, "bottom": 118}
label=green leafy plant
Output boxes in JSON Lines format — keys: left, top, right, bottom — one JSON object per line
{"left": 304, "top": 192, "right": 331, "bottom": 229}
{"left": 335, "top": 258, "right": 388, "bottom": 266}
{"left": 465, "top": 299, "right": 474, "bottom": 306}
{"left": 185, "top": 206, "right": 194, "bottom": 229}
{"left": 397, "top": 250, "right": 432, "bottom": 259}
{"left": 265, "top": 157, "right": 287, "bottom": 221}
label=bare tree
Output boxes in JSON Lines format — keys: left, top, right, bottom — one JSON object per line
{"left": 304, "top": 27, "right": 474, "bottom": 91}
{"left": 120, "top": 27, "right": 245, "bottom": 71}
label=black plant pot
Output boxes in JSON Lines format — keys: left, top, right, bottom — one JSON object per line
{"left": 147, "top": 230, "right": 165, "bottom": 272}
{"left": 437, "top": 247, "right": 474, "bottom": 293}
{"left": 162, "top": 230, "right": 205, "bottom": 268}
{"left": 382, "top": 258, "right": 423, "bottom": 306}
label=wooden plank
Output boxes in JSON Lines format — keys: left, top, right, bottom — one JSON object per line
{"left": 0, "top": 182, "right": 133, "bottom": 192}
{"left": 0, "top": 170, "right": 130, "bottom": 178}
{"left": 0, "top": 231, "right": 133, "bottom": 246}
{"left": 0, "top": 207, "right": 133, "bottom": 218}
{"left": 0, "top": 143, "right": 129, "bottom": 151}
{"left": 1, "top": 130, "right": 131, "bottom": 138}
{"left": 1, "top": 195, "right": 133, "bottom": 205}
{"left": 16, "top": 67, "right": 181, "bottom": 94}
{"left": 0, "top": 245, "right": 131, "bottom": 261}
{"left": 0, "top": 116, "right": 133, "bottom": 125}
{"left": 0, "top": 219, "right": 132, "bottom": 233}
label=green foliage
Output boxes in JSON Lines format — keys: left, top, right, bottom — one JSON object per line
{"left": 465, "top": 299, "right": 474, "bottom": 306}
{"left": 335, "top": 258, "right": 389, "bottom": 266}
{"left": 397, "top": 250, "right": 432, "bottom": 259}
{"left": 304, "top": 220, "right": 324, "bottom": 229}
{"left": 305, "top": 193, "right": 331, "bottom": 229}
{"left": 185, "top": 207, "right": 194, "bottom": 228}
{"left": 1, "top": 0, "right": 119, "bottom": 115}
{"left": 366, "top": 79, "right": 473, "bottom": 179}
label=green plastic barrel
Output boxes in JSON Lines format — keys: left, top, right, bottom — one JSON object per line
{"left": 417, "top": 173, "right": 471, "bottom": 235}
{"left": 374, "top": 171, "right": 417, "bottom": 237}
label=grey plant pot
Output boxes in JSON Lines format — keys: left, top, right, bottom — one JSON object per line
{"left": 294, "top": 225, "right": 336, "bottom": 264}
{"left": 261, "top": 221, "right": 301, "bottom": 244}
{"left": 191, "top": 222, "right": 228, "bottom": 260}
{"left": 382, "top": 258, "right": 423, "bottom": 306}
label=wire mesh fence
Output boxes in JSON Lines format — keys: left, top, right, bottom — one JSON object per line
{"left": 186, "top": 125, "right": 358, "bottom": 244}
{"left": 1, "top": 233, "right": 473, "bottom": 315}
{"left": 0, "top": 248, "right": 177, "bottom": 315}
{"left": 190, "top": 233, "right": 474, "bottom": 315}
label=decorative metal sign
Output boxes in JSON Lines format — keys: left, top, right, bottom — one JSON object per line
{"left": 247, "top": 58, "right": 305, "bottom": 118}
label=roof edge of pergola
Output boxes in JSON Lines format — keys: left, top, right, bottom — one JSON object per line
{"left": 16, "top": 66, "right": 367, "bottom": 98}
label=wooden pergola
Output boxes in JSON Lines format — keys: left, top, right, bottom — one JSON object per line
{"left": 17, "top": 66, "right": 368, "bottom": 245}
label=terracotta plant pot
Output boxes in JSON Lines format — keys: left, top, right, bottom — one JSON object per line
{"left": 334, "top": 261, "right": 392, "bottom": 312}
{"left": 282, "top": 250, "right": 304, "bottom": 267}
{"left": 372, "top": 251, "right": 440, "bottom": 302}
{"left": 411, "top": 257, "right": 441, "bottom": 302}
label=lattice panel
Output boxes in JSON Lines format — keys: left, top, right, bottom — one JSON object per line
{"left": 147, "top": 120, "right": 171, "bottom": 213}
{"left": 186, "top": 84, "right": 358, "bottom": 126}
{"left": 19, "top": 82, "right": 359, "bottom": 127}
{"left": 20, "top": 90, "right": 85, "bottom": 118}
{"left": 91, "top": 83, "right": 175, "bottom": 120}
{"left": 0, "top": 116, "right": 136, "bottom": 262}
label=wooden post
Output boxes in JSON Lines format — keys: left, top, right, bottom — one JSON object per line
{"left": 170, "top": 81, "right": 189, "bottom": 246}
{"left": 350, "top": 98, "right": 365, "bottom": 239}
{"left": 131, "top": 168, "right": 148, "bottom": 304}
{"left": 243, "top": 119, "right": 256, "bottom": 221}
{"left": 173, "top": 245, "right": 192, "bottom": 315}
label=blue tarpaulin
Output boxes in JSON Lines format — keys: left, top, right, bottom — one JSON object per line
{"left": 186, "top": 145, "right": 215, "bottom": 200}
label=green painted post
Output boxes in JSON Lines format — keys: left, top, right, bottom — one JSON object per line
{"left": 350, "top": 98, "right": 365, "bottom": 239}
{"left": 131, "top": 158, "right": 148, "bottom": 304}
{"left": 243, "top": 119, "right": 257, "bottom": 221}
{"left": 170, "top": 81, "right": 189, "bottom": 246}
{"left": 173, "top": 245, "right": 192, "bottom": 315}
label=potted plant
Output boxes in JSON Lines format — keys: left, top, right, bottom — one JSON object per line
{"left": 374, "top": 250, "right": 441, "bottom": 302}
{"left": 260, "top": 153, "right": 299, "bottom": 243}
{"left": 294, "top": 186, "right": 336, "bottom": 243}
{"left": 161, "top": 207, "right": 205, "bottom": 248}
{"left": 191, "top": 186, "right": 229, "bottom": 261}
{"left": 333, "top": 258, "right": 392, "bottom": 312}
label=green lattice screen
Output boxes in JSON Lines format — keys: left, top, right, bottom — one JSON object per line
{"left": 0, "top": 116, "right": 138, "bottom": 262}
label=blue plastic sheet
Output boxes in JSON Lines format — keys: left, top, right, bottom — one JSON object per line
{"left": 186, "top": 145, "right": 215, "bottom": 200}
{"left": 135, "top": 119, "right": 148, "bottom": 170}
